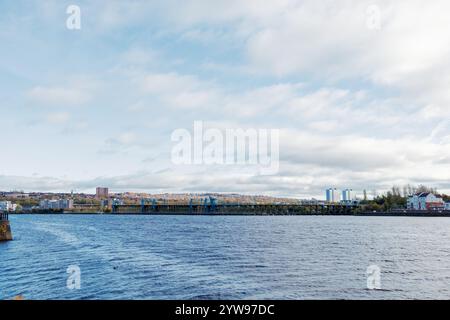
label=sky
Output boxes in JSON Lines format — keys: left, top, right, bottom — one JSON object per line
{"left": 0, "top": 0, "right": 449, "bottom": 199}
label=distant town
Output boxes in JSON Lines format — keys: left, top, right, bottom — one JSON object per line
{"left": 0, "top": 187, "right": 301, "bottom": 214}
{"left": 1, "top": 185, "right": 449, "bottom": 215}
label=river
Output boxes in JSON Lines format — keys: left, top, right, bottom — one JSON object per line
{"left": 1, "top": 214, "right": 450, "bottom": 299}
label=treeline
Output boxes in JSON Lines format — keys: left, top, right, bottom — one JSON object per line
{"left": 361, "top": 185, "right": 448, "bottom": 212}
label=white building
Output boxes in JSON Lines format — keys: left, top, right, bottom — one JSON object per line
{"left": 326, "top": 188, "right": 340, "bottom": 203}
{"left": 39, "top": 199, "right": 74, "bottom": 210}
{"left": 340, "top": 189, "right": 353, "bottom": 204}
{"left": 341, "top": 189, "right": 351, "bottom": 201}
{"left": 0, "top": 201, "right": 17, "bottom": 211}
{"left": 407, "top": 193, "right": 445, "bottom": 211}
{"left": 112, "top": 198, "right": 124, "bottom": 206}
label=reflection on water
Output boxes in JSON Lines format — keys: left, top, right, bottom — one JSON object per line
{"left": 1, "top": 214, "right": 450, "bottom": 299}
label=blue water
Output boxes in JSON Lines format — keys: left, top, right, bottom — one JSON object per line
{"left": 2, "top": 214, "right": 450, "bottom": 300}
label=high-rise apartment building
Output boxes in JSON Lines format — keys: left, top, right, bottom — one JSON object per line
{"left": 325, "top": 188, "right": 339, "bottom": 203}
{"left": 96, "top": 187, "right": 109, "bottom": 199}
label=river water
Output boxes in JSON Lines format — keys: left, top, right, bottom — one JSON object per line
{"left": 1, "top": 214, "right": 450, "bottom": 299}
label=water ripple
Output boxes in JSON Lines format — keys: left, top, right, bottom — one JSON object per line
{"left": 2, "top": 215, "right": 450, "bottom": 299}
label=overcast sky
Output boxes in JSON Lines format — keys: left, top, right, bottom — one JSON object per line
{"left": 1, "top": 0, "right": 449, "bottom": 198}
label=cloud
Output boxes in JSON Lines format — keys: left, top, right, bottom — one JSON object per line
{"left": 140, "top": 72, "right": 207, "bottom": 94}
{"left": 241, "top": 0, "right": 450, "bottom": 114}
{"left": 2, "top": 1, "right": 450, "bottom": 198}
{"left": 281, "top": 129, "right": 449, "bottom": 169}
{"left": 121, "top": 47, "right": 159, "bottom": 66}
{"left": 137, "top": 72, "right": 220, "bottom": 109}
{"left": 101, "top": 132, "right": 139, "bottom": 154}
{"left": 46, "top": 112, "right": 71, "bottom": 124}
{"left": 116, "top": 132, "right": 137, "bottom": 145}
{"left": 27, "top": 86, "right": 90, "bottom": 106}
{"left": 105, "top": 0, "right": 450, "bottom": 114}
{"left": 0, "top": 174, "right": 75, "bottom": 192}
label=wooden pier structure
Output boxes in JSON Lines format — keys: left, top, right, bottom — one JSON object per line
{"left": 111, "top": 202, "right": 360, "bottom": 216}
{"left": 0, "top": 212, "right": 13, "bottom": 241}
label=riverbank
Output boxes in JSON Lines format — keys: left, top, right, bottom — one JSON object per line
{"left": 8, "top": 210, "right": 450, "bottom": 217}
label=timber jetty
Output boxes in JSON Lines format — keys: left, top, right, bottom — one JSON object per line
{"left": 0, "top": 212, "right": 12, "bottom": 241}
{"left": 111, "top": 202, "right": 360, "bottom": 215}
{"left": 109, "top": 201, "right": 450, "bottom": 216}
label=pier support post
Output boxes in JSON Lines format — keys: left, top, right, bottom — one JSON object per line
{"left": 0, "top": 220, "right": 13, "bottom": 241}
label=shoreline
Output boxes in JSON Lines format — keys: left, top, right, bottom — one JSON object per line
{"left": 8, "top": 210, "right": 450, "bottom": 217}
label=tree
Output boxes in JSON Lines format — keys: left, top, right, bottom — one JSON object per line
{"left": 360, "top": 184, "right": 448, "bottom": 212}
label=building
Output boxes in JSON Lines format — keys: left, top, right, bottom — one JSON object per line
{"left": 39, "top": 199, "right": 74, "bottom": 210}
{"left": 0, "top": 201, "right": 17, "bottom": 212}
{"left": 326, "top": 188, "right": 340, "bottom": 203}
{"left": 341, "top": 189, "right": 352, "bottom": 203}
{"left": 96, "top": 187, "right": 109, "bottom": 199}
{"left": 407, "top": 193, "right": 445, "bottom": 211}
{"left": 446, "top": 202, "right": 450, "bottom": 211}
{"left": 100, "top": 199, "right": 111, "bottom": 208}
{"left": 112, "top": 198, "right": 124, "bottom": 206}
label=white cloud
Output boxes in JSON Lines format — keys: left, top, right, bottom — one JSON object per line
{"left": 138, "top": 72, "right": 220, "bottom": 109}
{"left": 104, "top": 132, "right": 139, "bottom": 148}
{"left": 117, "top": 132, "right": 137, "bottom": 145}
{"left": 121, "top": 47, "right": 158, "bottom": 66}
{"left": 27, "top": 86, "right": 90, "bottom": 106}
{"left": 46, "top": 112, "right": 71, "bottom": 124}
{"left": 241, "top": 0, "right": 450, "bottom": 115}
{"left": 140, "top": 72, "right": 205, "bottom": 94}
{"left": 3, "top": 1, "right": 450, "bottom": 197}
